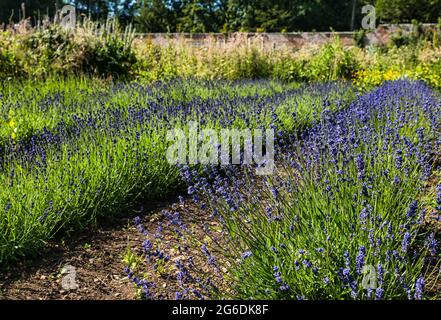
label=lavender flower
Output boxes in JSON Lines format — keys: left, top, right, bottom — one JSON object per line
{"left": 273, "top": 266, "right": 282, "bottom": 283}
{"left": 355, "top": 246, "right": 366, "bottom": 275}
{"left": 406, "top": 201, "right": 418, "bottom": 220}
{"left": 241, "top": 251, "right": 252, "bottom": 259}
{"left": 414, "top": 276, "right": 424, "bottom": 300}
{"left": 375, "top": 288, "right": 384, "bottom": 300}
{"left": 401, "top": 232, "right": 411, "bottom": 253}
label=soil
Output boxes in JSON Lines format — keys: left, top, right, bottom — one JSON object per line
{"left": 0, "top": 196, "right": 225, "bottom": 300}
{"left": 0, "top": 200, "right": 176, "bottom": 300}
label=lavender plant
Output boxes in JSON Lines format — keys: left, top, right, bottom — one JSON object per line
{"left": 0, "top": 79, "right": 355, "bottom": 262}
{"left": 129, "top": 80, "right": 441, "bottom": 300}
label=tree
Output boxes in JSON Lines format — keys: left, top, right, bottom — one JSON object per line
{"left": 66, "top": 0, "right": 110, "bottom": 20}
{"left": 177, "top": 0, "right": 222, "bottom": 32}
{"left": 1, "top": 0, "right": 440, "bottom": 32}
{"left": 109, "top": 0, "right": 138, "bottom": 26}
{"left": 376, "top": 0, "right": 441, "bottom": 23}
{"left": 0, "top": 0, "right": 63, "bottom": 26}
{"left": 136, "top": 0, "right": 173, "bottom": 32}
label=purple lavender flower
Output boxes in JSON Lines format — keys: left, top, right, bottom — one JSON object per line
{"left": 273, "top": 266, "right": 282, "bottom": 283}
{"left": 175, "top": 291, "right": 184, "bottom": 300}
{"left": 368, "top": 230, "right": 375, "bottom": 248}
{"left": 142, "top": 239, "right": 153, "bottom": 252}
{"left": 417, "top": 208, "right": 427, "bottom": 225}
{"left": 192, "top": 289, "right": 204, "bottom": 300}
{"left": 271, "top": 187, "right": 279, "bottom": 199}
{"left": 359, "top": 207, "right": 369, "bottom": 224}
{"left": 279, "top": 283, "right": 290, "bottom": 292}
{"left": 349, "top": 280, "right": 358, "bottom": 299}
{"left": 406, "top": 200, "right": 418, "bottom": 220}
{"left": 361, "top": 183, "right": 369, "bottom": 197}
{"left": 355, "top": 246, "right": 366, "bottom": 275}
{"left": 414, "top": 276, "right": 424, "bottom": 300}
{"left": 355, "top": 153, "right": 365, "bottom": 179}
{"left": 344, "top": 251, "right": 350, "bottom": 267}
{"left": 187, "top": 185, "right": 196, "bottom": 195}
{"left": 4, "top": 202, "right": 11, "bottom": 213}
{"left": 375, "top": 288, "right": 384, "bottom": 300}
{"left": 395, "top": 149, "right": 403, "bottom": 170}
{"left": 201, "top": 244, "right": 216, "bottom": 266}
{"left": 401, "top": 232, "right": 411, "bottom": 253}
{"left": 377, "top": 263, "right": 384, "bottom": 286}
{"left": 425, "top": 232, "right": 438, "bottom": 256}
{"left": 241, "top": 251, "right": 252, "bottom": 259}
{"left": 302, "top": 259, "right": 313, "bottom": 268}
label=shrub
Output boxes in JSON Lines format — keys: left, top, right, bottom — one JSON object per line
{"left": 22, "top": 25, "right": 77, "bottom": 77}
{"left": 0, "top": 31, "right": 24, "bottom": 79}
{"left": 305, "top": 37, "right": 359, "bottom": 81}
{"left": 76, "top": 19, "right": 137, "bottom": 78}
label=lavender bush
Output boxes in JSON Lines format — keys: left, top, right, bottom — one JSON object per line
{"left": 129, "top": 80, "right": 441, "bottom": 300}
{"left": 0, "top": 78, "right": 355, "bottom": 262}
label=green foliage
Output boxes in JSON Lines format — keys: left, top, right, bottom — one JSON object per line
{"left": 305, "top": 38, "right": 359, "bottom": 81}
{"left": 1, "top": 0, "right": 440, "bottom": 33}
{"left": 354, "top": 29, "right": 367, "bottom": 48}
{"left": 0, "top": 32, "right": 23, "bottom": 79}
{"left": 78, "top": 20, "right": 137, "bottom": 78}
{"left": 390, "top": 20, "right": 425, "bottom": 48}
{"left": 136, "top": 0, "right": 174, "bottom": 32}
{"left": 0, "top": 19, "right": 137, "bottom": 79}
{"left": 2, "top": 21, "right": 441, "bottom": 88}
{"left": 376, "top": 0, "right": 441, "bottom": 23}
{"left": 23, "top": 25, "right": 77, "bottom": 77}
{"left": 222, "top": 47, "right": 272, "bottom": 80}
{"left": 271, "top": 58, "right": 306, "bottom": 82}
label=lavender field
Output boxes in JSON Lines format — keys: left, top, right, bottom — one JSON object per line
{"left": 0, "top": 77, "right": 440, "bottom": 300}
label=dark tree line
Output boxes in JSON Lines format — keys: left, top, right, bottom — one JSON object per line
{"left": 1, "top": 0, "right": 440, "bottom": 32}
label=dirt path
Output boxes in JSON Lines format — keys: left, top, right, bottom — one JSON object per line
{"left": 0, "top": 200, "right": 175, "bottom": 300}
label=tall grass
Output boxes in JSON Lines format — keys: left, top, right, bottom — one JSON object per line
{"left": 2, "top": 19, "right": 441, "bottom": 87}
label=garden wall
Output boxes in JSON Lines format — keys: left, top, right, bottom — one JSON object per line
{"left": 135, "top": 24, "right": 437, "bottom": 49}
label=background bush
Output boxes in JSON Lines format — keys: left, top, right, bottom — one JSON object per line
{"left": 1, "top": 20, "right": 440, "bottom": 89}
{"left": 0, "top": 18, "right": 136, "bottom": 79}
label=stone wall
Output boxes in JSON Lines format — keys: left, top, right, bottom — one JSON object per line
{"left": 135, "top": 32, "right": 356, "bottom": 49}
{"left": 134, "top": 24, "right": 437, "bottom": 49}
{"left": 364, "top": 23, "right": 437, "bottom": 46}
